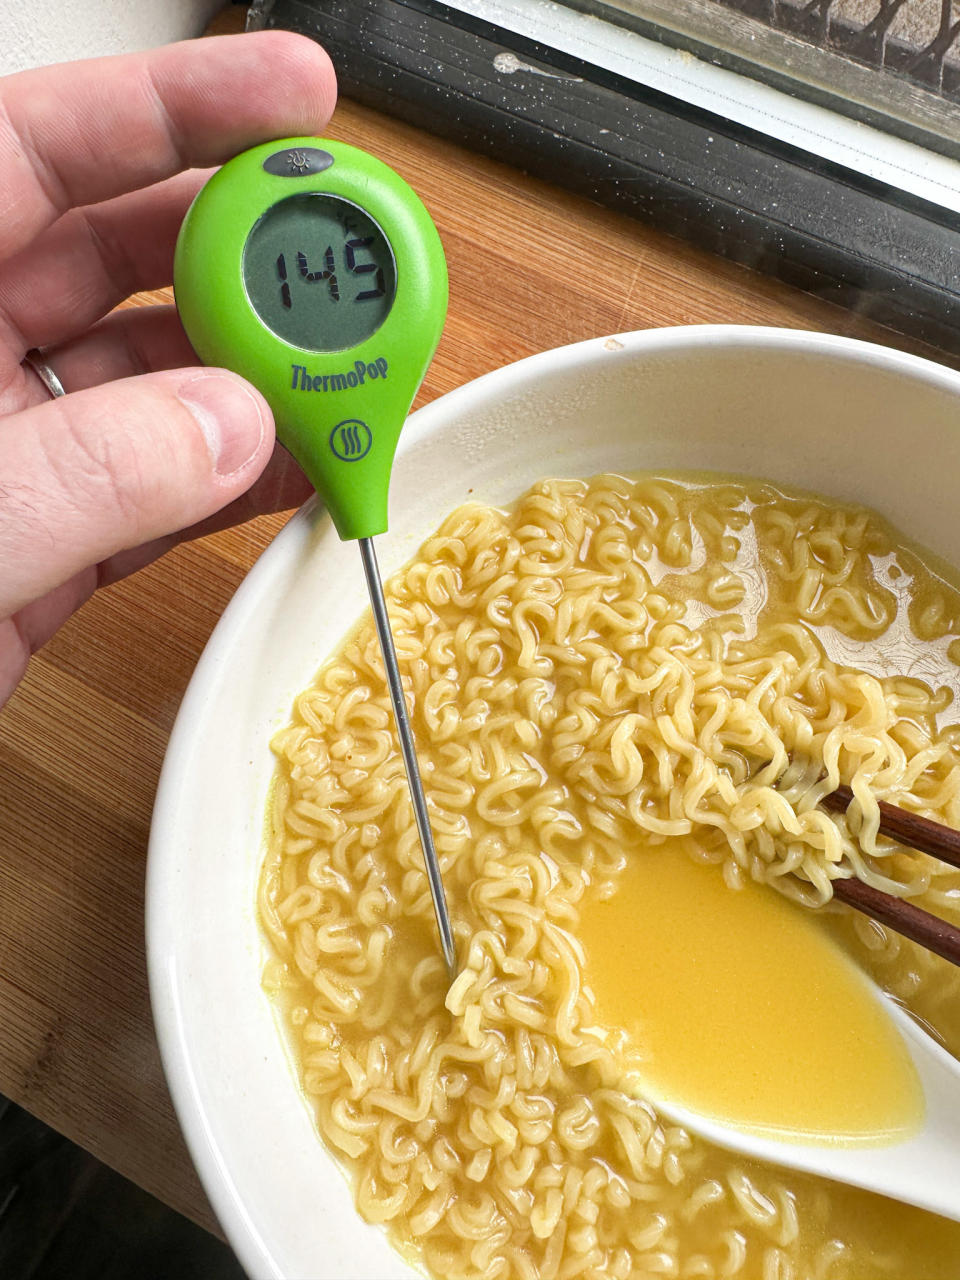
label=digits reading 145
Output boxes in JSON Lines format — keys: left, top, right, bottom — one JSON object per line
{"left": 242, "top": 193, "right": 397, "bottom": 353}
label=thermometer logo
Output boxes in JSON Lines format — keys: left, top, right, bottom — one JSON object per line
{"left": 330, "top": 418, "right": 372, "bottom": 461}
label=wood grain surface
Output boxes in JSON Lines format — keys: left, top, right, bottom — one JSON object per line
{"left": 0, "top": 18, "right": 952, "bottom": 1235}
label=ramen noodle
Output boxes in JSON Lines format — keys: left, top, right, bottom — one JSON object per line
{"left": 261, "top": 474, "right": 960, "bottom": 1279}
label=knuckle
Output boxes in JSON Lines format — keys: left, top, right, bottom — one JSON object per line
{"left": 79, "top": 205, "right": 139, "bottom": 305}
{"left": 142, "top": 64, "right": 189, "bottom": 172}
{"left": 40, "top": 396, "right": 149, "bottom": 534}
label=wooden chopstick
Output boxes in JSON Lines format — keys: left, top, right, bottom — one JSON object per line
{"left": 818, "top": 786, "right": 960, "bottom": 968}
{"left": 830, "top": 878, "right": 960, "bottom": 968}
{"left": 821, "top": 784, "right": 960, "bottom": 872}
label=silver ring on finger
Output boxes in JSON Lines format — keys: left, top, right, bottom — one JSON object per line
{"left": 23, "top": 348, "right": 66, "bottom": 399}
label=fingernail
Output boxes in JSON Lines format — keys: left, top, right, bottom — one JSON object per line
{"left": 178, "top": 373, "right": 267, "bottom": 477}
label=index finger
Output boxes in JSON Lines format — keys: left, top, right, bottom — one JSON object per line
{"left": 0, "top": 30, "right": 336, "bottom": 262}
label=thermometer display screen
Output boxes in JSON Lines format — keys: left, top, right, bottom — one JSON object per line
{"left": 242, "top": 193, "right": 397, "bottom": 352}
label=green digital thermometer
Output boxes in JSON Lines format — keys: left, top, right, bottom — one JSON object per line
{"left": 174, "top": 138, "right": 455, "bottom": 974}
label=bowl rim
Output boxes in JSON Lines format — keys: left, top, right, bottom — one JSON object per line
{"left": 146, "top": 322, "right": 960, "bottom": 1279}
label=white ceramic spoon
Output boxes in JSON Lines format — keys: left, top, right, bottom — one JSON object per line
{"left": 649, "top": 998, "right": 960, "bottom": 1222}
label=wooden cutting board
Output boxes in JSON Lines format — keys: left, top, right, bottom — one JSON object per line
{"left": 0, "top": 37, "right": 948, "bottom": 1234}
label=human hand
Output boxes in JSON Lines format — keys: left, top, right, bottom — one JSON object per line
{"left": 0, "top": 32, "right": 337, "bottom": 705}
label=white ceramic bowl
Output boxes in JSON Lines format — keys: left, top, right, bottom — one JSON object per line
{"left": 147, "top": 325, "right": 960, "bottom": 1280}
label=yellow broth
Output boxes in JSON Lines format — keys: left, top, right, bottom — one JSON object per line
{"left": 579, "top": 838, "right": 922, "bottom": 1144}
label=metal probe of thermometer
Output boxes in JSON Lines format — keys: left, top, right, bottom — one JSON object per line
{"left": 173, "top": 137, "right": 456, "bottom": 977}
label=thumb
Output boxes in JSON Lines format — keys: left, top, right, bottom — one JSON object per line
{"left": 0, "top": 367, "right": 273, "bottom": 618}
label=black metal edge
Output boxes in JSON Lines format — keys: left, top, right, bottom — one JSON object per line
{"left": 258, "top": 0, "right": 960, "bottom": 358}
{"left": 558, "top": 0, "right": 960, "bottom": 165}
